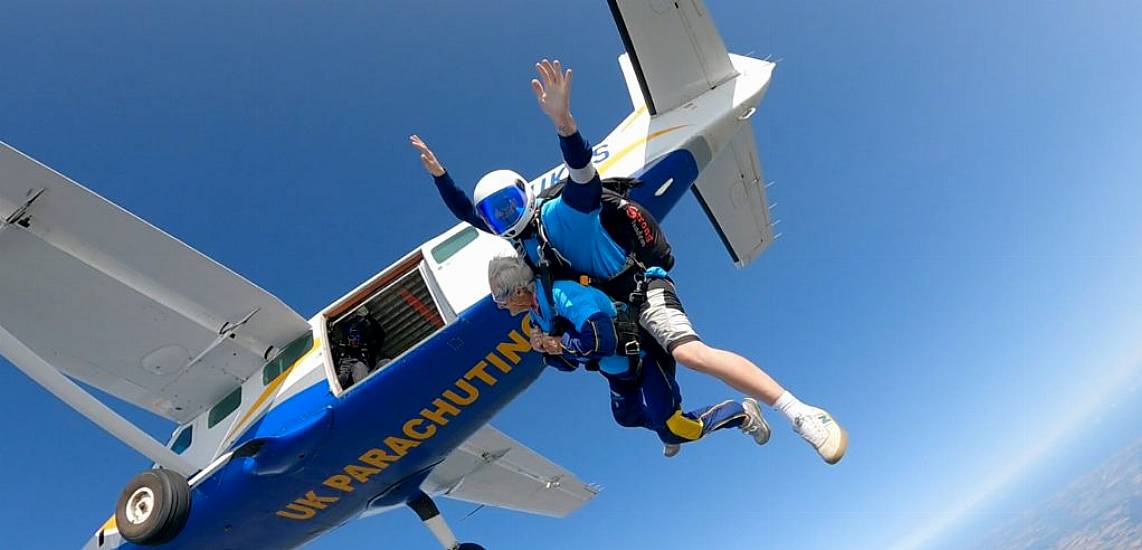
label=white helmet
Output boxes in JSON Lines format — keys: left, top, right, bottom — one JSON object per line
{"left": 473, "top": 169, "right": 536, "bottom": 239}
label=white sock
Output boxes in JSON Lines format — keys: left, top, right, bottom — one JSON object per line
{"left": 773, "top": 391, "right": 808, "bottom": 425}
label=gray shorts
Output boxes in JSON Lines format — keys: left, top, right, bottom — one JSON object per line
{"left": 638, "top": 278, "right": 701, "bottom": 353}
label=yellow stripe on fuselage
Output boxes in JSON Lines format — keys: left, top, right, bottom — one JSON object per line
{"left": 617, "top": 105, "right": 648, "bottom": 133}
{"left": 598, "top": 125, "right": 689, "bottom": 177}
{"left": 224, "top": 338, "right": 322, "bottom": 444}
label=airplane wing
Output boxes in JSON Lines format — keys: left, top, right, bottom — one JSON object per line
{"left": 608, "top": 0, "right": 738, "bottom": 115}
{"left": 424, "top": 425, "right": 599, "bottom": 518}
{"left": 0, "top": 142, "right": 310, "bottom": 424}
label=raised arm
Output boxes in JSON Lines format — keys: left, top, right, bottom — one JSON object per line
{"left": 531, "top": 59, "right": 602, "bottom": 213}
{"left": 409, "top": 134, "right": 490, "bottom": 232}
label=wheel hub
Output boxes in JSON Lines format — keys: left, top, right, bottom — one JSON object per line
{"left": 125, "top": 487, "right": 155, "bottom": 525}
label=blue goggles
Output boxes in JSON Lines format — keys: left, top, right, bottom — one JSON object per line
{"left": 475, "top": 185, "right": 528, "bottom": 236}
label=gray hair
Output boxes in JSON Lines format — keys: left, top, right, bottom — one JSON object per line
{"left": 487, "top": 253, "right": 535, "bottom": 300}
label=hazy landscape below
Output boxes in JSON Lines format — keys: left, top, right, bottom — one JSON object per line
{"left": 978, "top": 437, "right": 1142, "bottom": 549}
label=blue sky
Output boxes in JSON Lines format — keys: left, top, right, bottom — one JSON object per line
{"left": 2, "top": 1, "right": 1141, "bottom": 548}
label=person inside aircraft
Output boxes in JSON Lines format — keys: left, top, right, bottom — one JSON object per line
{"left": 334, "top": 307, "right": 388, "bottom": 389}
{"left": 488, "top": 253, "right": 768, "bottom": 456}
{"left": 411, "top": 59, "right": 846, "bottom": 463}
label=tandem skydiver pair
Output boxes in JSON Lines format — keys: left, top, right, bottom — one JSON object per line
{"left": 411, "top": 59, "right": 847, "bottom": 463}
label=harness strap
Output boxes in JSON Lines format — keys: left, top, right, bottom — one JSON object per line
{"left": 529, "top": 183, "right": 668, "bottom": 314}
{"left": 520, "top": 214, "right": 559, "bottom": 313}
{"left": 536, "top": 239, "right": 649, "bottom": 309}
{"left": 611, "top": 302, "right": 644, "bottom": 377}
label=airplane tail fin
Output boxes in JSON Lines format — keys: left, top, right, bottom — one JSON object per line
{"left": 609, "top": 0, "right": 737, "bottom": 116}
{"left": 691, "top": 120, "right": 776, "bottom": 267}
{"left": 607, "top": 0, "right": 777, "bottom": 267}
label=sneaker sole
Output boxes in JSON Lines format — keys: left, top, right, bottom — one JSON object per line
{"left": 824, "top": 427, "right": 848, "bottom": 465}
{"left": 741, "top": 398, "right": 771, "bottom": 445}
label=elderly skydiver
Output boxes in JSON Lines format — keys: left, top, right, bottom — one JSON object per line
{"left": 410, "top": 59, "right": 846, "bottom": 464}
{"left": 488, "top": 253, "right": 767, "bottom": 455}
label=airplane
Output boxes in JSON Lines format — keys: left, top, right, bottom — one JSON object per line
{"left": 0, "top": 1, "right": 778, "bottom": 548}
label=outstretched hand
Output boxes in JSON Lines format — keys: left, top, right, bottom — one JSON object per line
{"left": 531, "top": 59, "right": 577, "bottom": 137}
{"left": 409, "top": 134, "right": 445, "bottom": 177}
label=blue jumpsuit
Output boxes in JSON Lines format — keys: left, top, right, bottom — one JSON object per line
{"left": 530, "top": 280, "right": 746, "bottom": 446}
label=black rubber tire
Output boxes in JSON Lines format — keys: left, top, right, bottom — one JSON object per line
{"left": 457, "top": 544, "right": 487, "bottom": 550}
{"left": 115, "top": 469, "right": 192, "bottom": 545}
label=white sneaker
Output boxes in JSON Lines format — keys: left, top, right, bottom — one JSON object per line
{"left": 740, "top": 398, "right": 771, "bottom": 446}
{"left": 663, "top": 444, "right": 681, "bottom": 458}
{"left": 793, "top": 407, "right": 847, "bottom": 465}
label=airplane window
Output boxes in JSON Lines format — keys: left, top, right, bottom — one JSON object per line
{"left": 262, "top": 362, "right": 280, "bottom": 386}
{"left": 208, "top": 387, "right": 242, "bottom": 428}
{"left": 431, "top": 226, "right": 478, "bottom": 263}
{"left": 171, "top": 426, "right": 193, "bottom": 454}
{"left": 263, "top": 332, "right": 314, "bottom": 385}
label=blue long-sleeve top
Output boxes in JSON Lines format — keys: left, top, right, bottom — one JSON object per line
{"left": 531, "top": 279, "right": 626, "bottom": 374}
{"left": 432, "top": 131, "right": 628, "bottom": 279}
{"left": 433, "top": 171, "right": 488, "bottom": 231}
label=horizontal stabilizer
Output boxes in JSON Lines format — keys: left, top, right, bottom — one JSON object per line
{"left": 609, "top": 0, "right": 738, "bottom": 115}
{"left": 425, "top": 425, "right": 598, "bottom": 518}
{"left": 691, "top": 123, "right": 775, "bottom": 266}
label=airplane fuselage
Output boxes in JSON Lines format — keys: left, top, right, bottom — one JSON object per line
{"left": 131, "top": 303, "right": 540, "bottom": 549}
{"left": 88, "top": 53, "right": 774, "bottom": 550}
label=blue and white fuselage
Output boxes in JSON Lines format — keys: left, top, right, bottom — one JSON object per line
{"left": 81, "top": 53, "right": 775, "bottom": 550}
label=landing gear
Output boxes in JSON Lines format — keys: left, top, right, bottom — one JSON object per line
{"left": 408, "top": 491, "right": 486, "bottom": 550}
{"left": 115, "top": 469, "right": 192, "bottom": 545}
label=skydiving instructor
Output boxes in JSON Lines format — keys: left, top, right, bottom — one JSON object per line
{"left": 409, "top": 59, "right": 847, "bottom": 464}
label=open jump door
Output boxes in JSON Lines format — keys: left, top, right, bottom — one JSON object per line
{"left": 320, "top": 252, "right": 450, "bottom": 394}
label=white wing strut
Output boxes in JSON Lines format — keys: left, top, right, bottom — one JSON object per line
{"left": 0, "top": 324, "right": 197, "bottom": 476}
